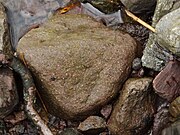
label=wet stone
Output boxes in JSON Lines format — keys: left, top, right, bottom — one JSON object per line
{"left": 108, "top": 78, "right": 155, "bottom": 135}
{"left": 153, "top": 60, "right": 180, "bottom": 101}
{"left": 18, "top": 14, "right": 137, "bottom": 120}
{"left": 78, "top": 116, "right": 107, "bottom": 135}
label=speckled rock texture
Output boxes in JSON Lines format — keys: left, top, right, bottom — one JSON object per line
{"left": 142, "top": 0, "right": 180, "bottom": 71}
{"left": 17, "top": 14, "right": 138, "bottom": 120}
{"left": 108, "top": 78, "right": 155, "bottom": 135}
{"left": 0, "top": 67, "right": 18, "bottom": 118}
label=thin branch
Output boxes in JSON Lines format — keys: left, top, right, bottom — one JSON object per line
{"left": 124, "top": 9, "right": 156, "bottom": 33}
{"left": 9, "top": 57, "right": 53, "bottom": 135}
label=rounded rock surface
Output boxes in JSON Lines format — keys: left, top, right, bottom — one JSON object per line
{"left": 156, "top": 8, "right": 180, "bottom": 57}
{"left": 18, "top": 14, "right": 137, "bottom": 120}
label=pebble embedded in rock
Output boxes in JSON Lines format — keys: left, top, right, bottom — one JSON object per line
{"left": 100, "top": 104, "right": 112, "bottom": 119}
{"left": 153, "top": 60, "right": 180, "bottom": 101}
{"left": 77, "top": 116, "right": 107, "bottom": 135}
{"left": 17, "top": 14, "right": 138, "bottom": 120}
{"left": 108, "top": 78, "right": 155, "bottom": 135}
{"left": 132, "top": 57, "right": 142, "bottom": 70}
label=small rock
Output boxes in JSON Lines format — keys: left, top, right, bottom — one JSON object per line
{"left": 156, "top": 8, "right": 180, "bottom": 56}
{"left": 58, "top": 128, "right": 83, "bottom": 135}
{"left": 4, "top": 111, "right": 27, "bottom": 125}
{"left": 78, "top": 116, "right": 107, "bottom": 135}
{"left": 169, "top": 96, "right": 180, "bottom": 118}
{"left": 108, "top": 78, "right": 155, "bottom": 135}
{"left": 132, "top": 57, "right": 142, "bottom": 70}
{"left": 0, "top": 67, "right": 19, "bottom": 119}
{"left": 100, "top": 104, "right": 112, "bottom": 119}
{"left": 152, "top": 105, "right": 171, "bottom": 135}
{"left": 162, "top": 120, "right": 180, "bottom": 135}
{"left": 153, "top": 60, "right": 180, "bottom": 101}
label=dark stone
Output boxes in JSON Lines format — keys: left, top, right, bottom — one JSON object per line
{"left": 153, "top": 60, "right": 180, "bottom": 101}
{"left": 152, "top": 103, "right": 171, "bottom": 135}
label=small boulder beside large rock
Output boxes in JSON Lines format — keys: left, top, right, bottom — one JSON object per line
{"left": 108, "top": 78, "right": 155, "bottom": 135}
{"left": 17, "top": 13, "right": 138, "bottom": 120}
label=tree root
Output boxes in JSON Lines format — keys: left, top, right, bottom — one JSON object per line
{"left": 9, "top": 57, "right": 53, "bottom": 135}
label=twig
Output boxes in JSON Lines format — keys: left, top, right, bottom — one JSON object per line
{"left": 124, "top": 9, "right": 156, "bottom": 33}
{"left": 19, "top": 52, "right": 48, "bottom": 113}
{"left": 9, "top": 57, "right": 53, "bottom": 135}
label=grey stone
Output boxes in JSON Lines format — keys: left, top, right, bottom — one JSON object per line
{"left": 132, "top": 57, "right": 142, "bottom": 70}
{"left": 121, "top": 0, "right": 156, "bottom": 14}
{"left": 156, "top": 8, "right": 180, "bottom": 56}
{"left": 108, "top": 78, "right": 155, "bottom": 135}
{"left": 17, "top": 14, "right": 138, "bottom": 120}
{"left": 78, "top": 116, "right": 106, "bottom": 135}
{"left": 142, "top": 0, "right": 180, "bottom": 71}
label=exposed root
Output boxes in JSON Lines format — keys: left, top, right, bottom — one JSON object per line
{"left": 9, "top": 57, "right": 53, "bottom": 135}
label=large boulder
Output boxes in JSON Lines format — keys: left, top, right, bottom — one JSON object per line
{"left": 108, "top": 78, "right": 155, "bottom": 135}
{"left": 17, "top": 14, "right": 138, "bottom": 120}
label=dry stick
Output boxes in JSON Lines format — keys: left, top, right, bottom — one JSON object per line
{"left": 124, "top": 9, "right": 156, "bottom": 33}
{"left": 10, "top": 57, "right": 53, "bottom": 135}
{"left": 19, "top": 52, "right": 48, "bottom": 113}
